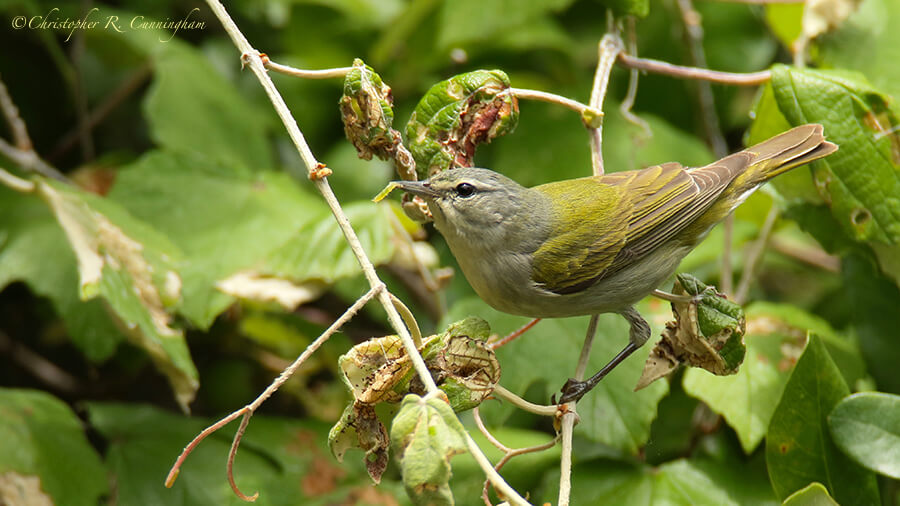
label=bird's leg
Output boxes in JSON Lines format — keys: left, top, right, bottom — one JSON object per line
{"left": 556, "top": 306, "right": 650, "bottom": 404}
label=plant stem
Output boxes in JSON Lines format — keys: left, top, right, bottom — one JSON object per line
{"left": 510, "top": 88, "right": 601, "bottom": 121}
{"left": 617, "top": 53, "right": 771, "bottom": 85}
{"left": 558, "top": 314, "right": 599, "bottom": 506}
{"left": 263, "top": 59, "right": 353, "bottom": 79}
{"left": 492, "top": 384, "right": 558, "bottom": 417}
{"left": 588, "top": 33, "right": 623, "bottom": 176}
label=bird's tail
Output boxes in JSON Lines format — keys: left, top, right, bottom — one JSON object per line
{"left": 691, "top": 124, "right": 838, "bottom": 193}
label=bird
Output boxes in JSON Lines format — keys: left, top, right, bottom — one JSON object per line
{"left": 391, "top": 124, "right": 837, "bottom": 403}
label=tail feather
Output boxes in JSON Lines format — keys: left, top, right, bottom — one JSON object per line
{"left": 740, "top": 123, "right": 838, "bottom": 183}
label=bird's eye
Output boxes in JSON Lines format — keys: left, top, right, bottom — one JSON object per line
{"left": 454, "top": 182, "right": 476, "bottom": 198}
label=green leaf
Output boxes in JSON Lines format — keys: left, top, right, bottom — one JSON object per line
{"left": 766, "top": 66, "right": 900, "bottom": 285}
{"left": 0, "top": 186, "right": 124, "bottom": 361}
{"left": 390, "top": 394, "right": 468, "bottom": 506}
{"left": 406, "top": 69, "right": 519, "bottom": 179}
{"left": 781, "top": 482, "right": 839, "bottom": 506}
{"left": 0, "top": 389, "right": 107, "bottom": 506}
{"left": 437, "top": 0, "right": 576, "bottom": 48}
{"left": 543, "top": 456, "right": 777, "bottom": 505}
{"left": 597, "top": 0, "right": 648, "bottom": 17}
{"left": 444, "top": 298, "right": 667, "bottom": 454}
{"left": 842, "top": 252, "right": 900, "bottom": 394}
{"left": 144, "top": 42, "right": 274, "bottom": 172}
{"left": 87, "top": 402, "right": 397, "bottom": 505}
{"left": 685, "top": 302, "right": 868, "bottom": 453}
{"left": 828, "top": 392, "right": 900, "bottom": 479}
{"left": 765, "top": 335, "right": 879, "bottom": 505}
{"left": 31, "top": 178, "right": 198, "bottom": 410}
{"left": 107, "top": 151, "right": 396, "bottom": 327}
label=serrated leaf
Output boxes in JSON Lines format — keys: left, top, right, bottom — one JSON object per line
{"left": 766, "top": 335, "right": 879, "bottom": 505}
{"left": 781, "top": 482, "right": 839, "bottom": 506}
{"left": 766, "top": 66, "right": 900, "bottom": 286}
{"left": 0, "top": 389, "right": 107, "bottom": 506}
{"left": 685, "top": 302, "right": 867, "bottom": 454}
{"left": 444, "top": 298, "right": 667, "bottom": 454}
{"left": 828, "top": 392, "right": 900, "bottom": 478}
{"left": 390, "top": 394, "right": 468, "bottom": 506}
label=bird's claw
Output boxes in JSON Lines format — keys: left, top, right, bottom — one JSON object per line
{"left": 556, "top": 378, "right": 589, "bottom": 405}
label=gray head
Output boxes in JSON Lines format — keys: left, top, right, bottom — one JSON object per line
{"left": 393, "top": 168, "right": 547, "bottom": 251}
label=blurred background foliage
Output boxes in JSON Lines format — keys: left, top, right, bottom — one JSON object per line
{"left": 0, "top": 0, "right": 898, "bottom": 504}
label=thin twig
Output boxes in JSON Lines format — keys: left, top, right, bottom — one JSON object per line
{"left": 0, "top": 138, "right": 69, "bottom": 183}
{"left": 617, "top": 53, "right": 771, "bottom": 85}
{"left": 619, "top": 18, "right": 651, "bottom": 138}
{"left": 474, "top": 407, "right": 559, "bottom": 506}
{"left": 734, "top": 205, "right": 779, "bottom": 304}
{"left": 769, "top": 238, "right": 840, "bottom": 273}
{"left": 263, "top": 59, "right": 353, "bottom": 79}
{"left": 558, "top": 314, "right": 599, "bottom": 506}
{"left": 588, "top": 33, "right": 624, "bottom": 176}
{"left": 490, "top": 318, "right": 541, "bottom": 349}
{"left": 0, "top": 74, "right": 32, "bottom": 150}
{"left": 227, "top": 413, "right": 257, "bottom": 501}
{"left": 166, "top": 285, "right": 382, "bottom": 488}
{"left": 510, "top": 88, "right": 602, "bottom": 124}
{"left": 492, "top": 385, "right": 557, "bottom": 417}
{"left": 50, "top": 63, "right": 152, "bottom": 161}
{"left": 0, "top": 329, "right": 84, "bottom": 394}
{"left": 0, "top": 167, "right": 36, "bottom": 193}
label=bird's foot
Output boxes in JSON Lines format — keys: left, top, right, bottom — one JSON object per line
{"left": 555, "top": 378, "right": 591, "bottom": 405}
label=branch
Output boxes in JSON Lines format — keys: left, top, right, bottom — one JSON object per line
{"left": 588, "top": 33, "right": 623, "bottom": 176}
{"left": 186, "top": 3, "right": 529, "bottom": 503}
{"left": 474, "top": 407, "right": 559, "bottom": 506}
{"left": 619, "top": 18, "right": 651, "bottom": 138}
{"left": 0, "top": 75, "right": 68, "bottom": 182}
{"left": 557, "top": 314, "right": 598, "bottom": 506}
{"left": 166, "top": 285, "right": 381, "bottom": 488}
{"left": 617, "top": 53, "right": 771, "bottom": 85}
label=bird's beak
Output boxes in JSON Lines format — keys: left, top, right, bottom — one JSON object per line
{"left": 391, "top": 180, "right": 439, "bottom": 198}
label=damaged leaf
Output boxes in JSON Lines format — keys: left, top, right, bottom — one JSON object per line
{"left": 340, "top": 58, "right": 416, "bottom": 180}
{"left": 34, "top": 178, "right": 198, "bottom": 410}
{"left": 636, "top": 274, "right": 746, "bottom": 390}
{"left": 328, "top": 317, "right": 498, "bottom": 482}
{"left": 406, "top": 70, "right": 519, "bottom": 179}
{"left": 390, "top": 393, "right": 468, "bottom": 506}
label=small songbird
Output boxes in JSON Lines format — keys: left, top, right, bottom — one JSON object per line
{"left": 393, "top": 124, "right": 837, "bottom": 403}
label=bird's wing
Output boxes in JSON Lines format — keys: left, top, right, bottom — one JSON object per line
{"left": 532, "top": 160, "right": 742, "bottom": 295}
